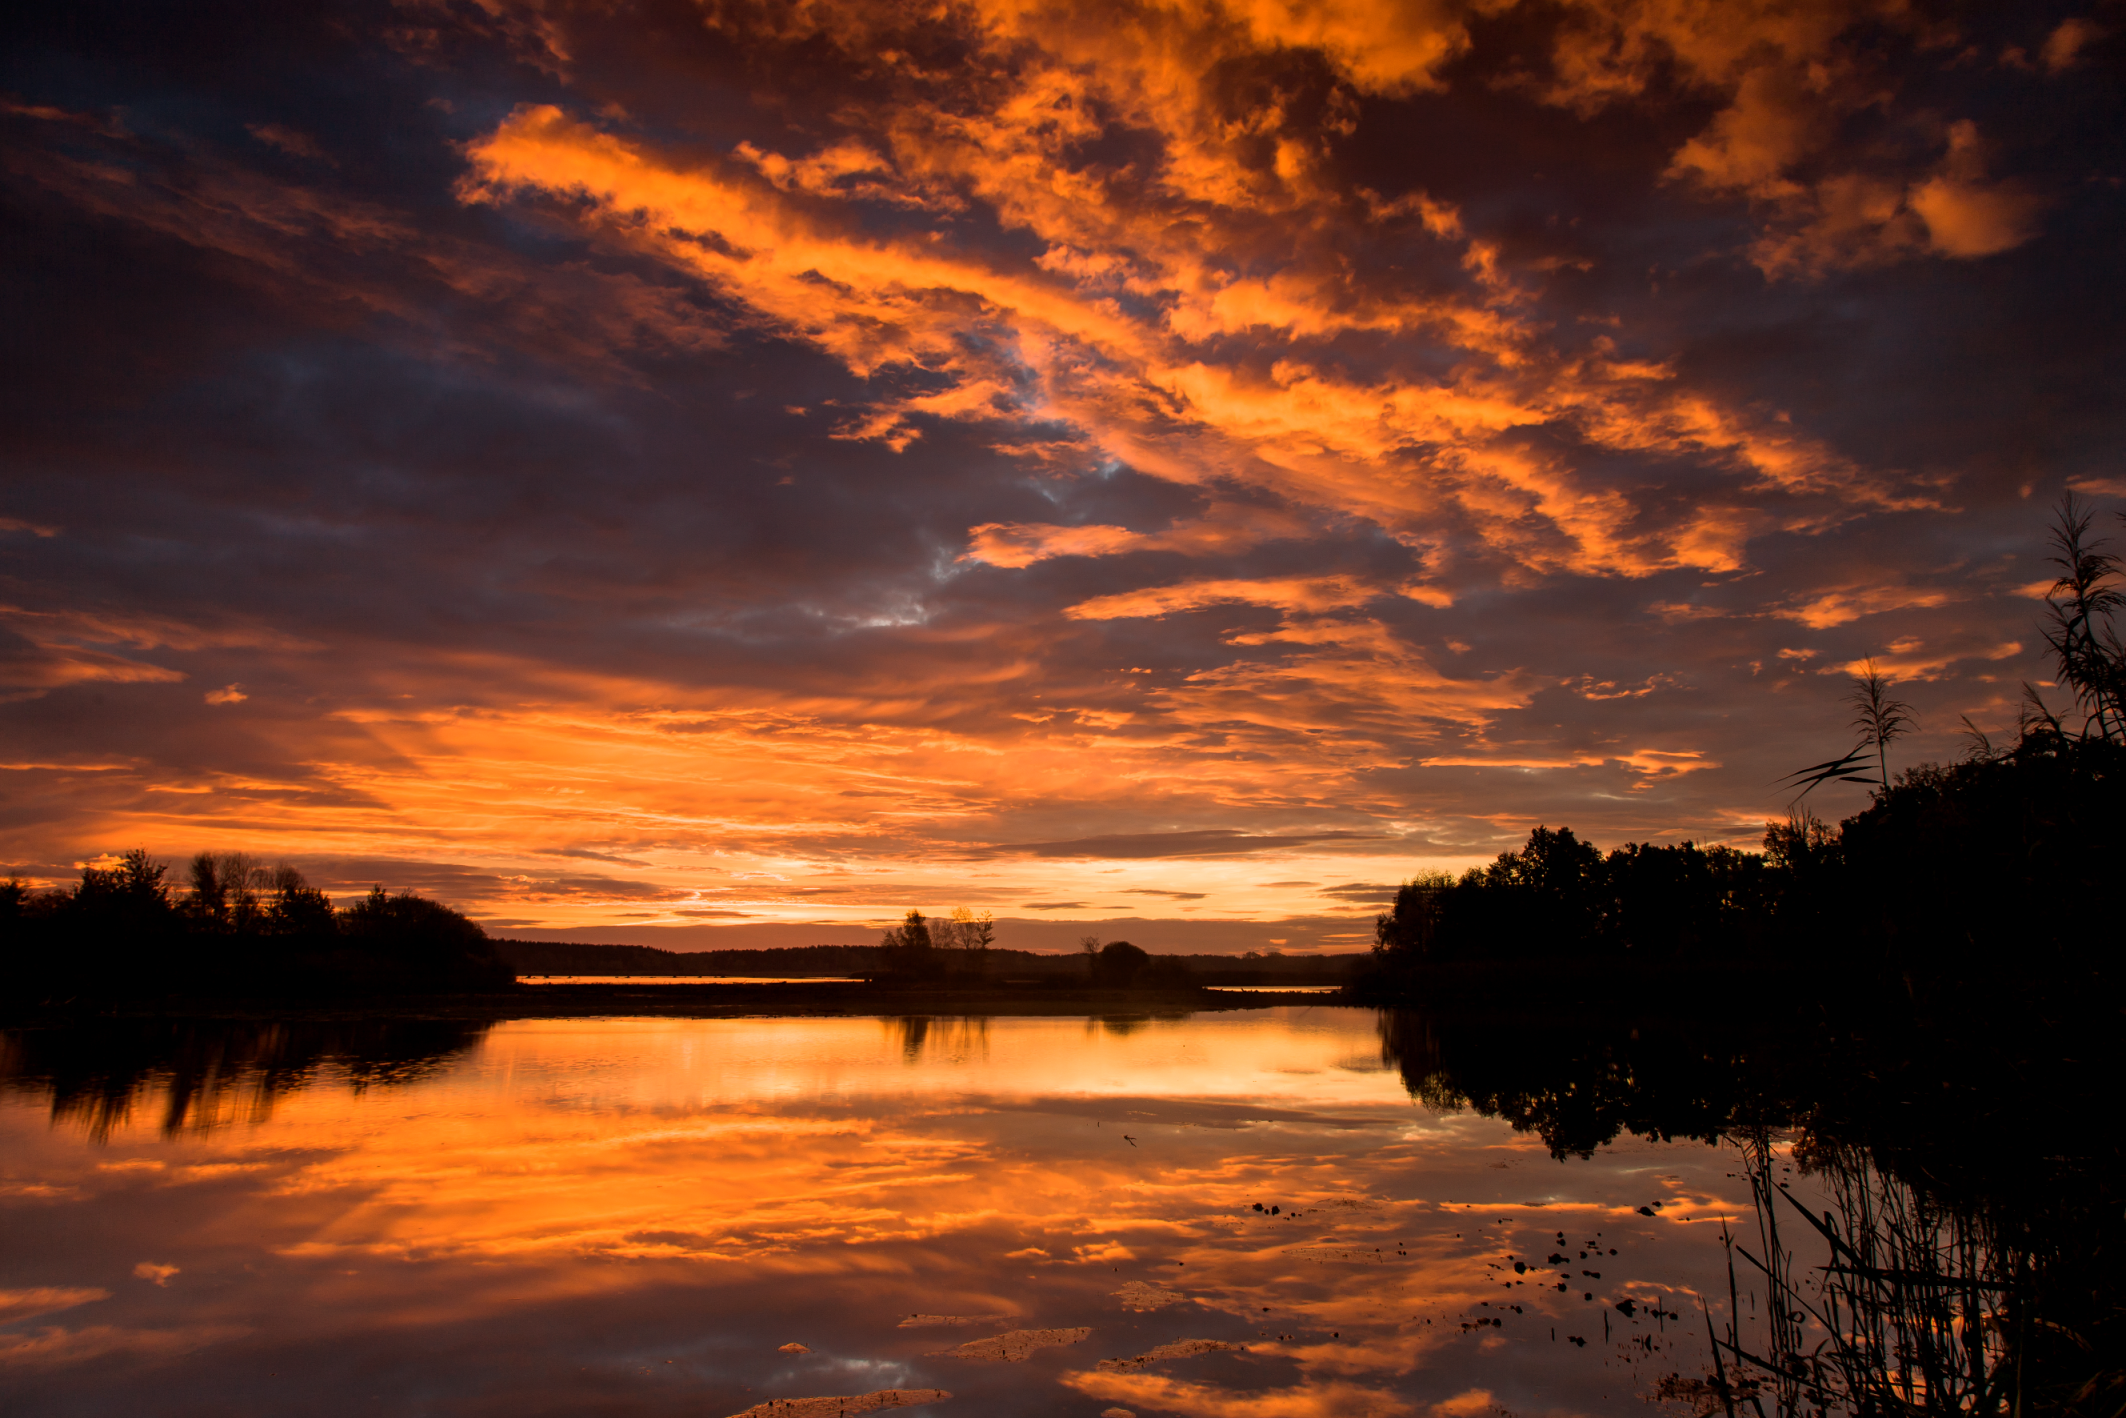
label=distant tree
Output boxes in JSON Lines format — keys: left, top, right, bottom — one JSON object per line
{"left": 891, "top": 909, "right": 933, "bottom": 952}
{"left": 881, "top": 909, "right": 939, "bottom": 978}
{"left": 182, "top": 852, "right": 229, "bottom": 928}
{"left": 0, "top": 877, "right": 32, "bottom": 974}
{"left": 1094, "top": 940, "right": 1148, "bottom": 987}
{"left": 338, "top": 886, "right": 508, "bottom": 987}
{"left": 182, "top": 852, "right": 272, "bottom": 933}
{"left": 946, "top": 907, "right": 995, "bottom": 953}
{"left": 928, "top": 907, "right": 993, "bottom": 976}
{"left": 64, "top": 848, "right": 179, "bottom": 979}
{"left": 262, "top": 864, "right": 335, "bottom": 938}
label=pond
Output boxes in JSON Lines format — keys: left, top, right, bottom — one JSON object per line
{"left": 0, "top": 1007, "right": 1830, "bottom": 1417}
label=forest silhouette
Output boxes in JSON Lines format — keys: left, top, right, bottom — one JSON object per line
{"left": 1362, "top": 495, "right": 2124, "bottom": 1018}
{"left": 1, "top": 852, "right": 511, "bottom": 1000}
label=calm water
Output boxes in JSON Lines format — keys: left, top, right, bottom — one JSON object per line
{"left": 1, "top": 1008, "right": 1763, "bottom": 1417}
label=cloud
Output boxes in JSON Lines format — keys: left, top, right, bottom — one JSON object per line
{"left": 0, "top": 1288, "right": 108, "bottom": 1325}
{"left": 964, "top": 501, "right": 1310, "bottom": 568}
{"left": 991, "top": 830, "right": 1378, "bottom": 860}
{"left": 1315, "top": 882, "right": 1399, "bottom": 904}
{"left": 246, "top": 122, "right": 334, "bottom": 164}
{"left": 1777, "top": 585, "right": 1955, "bottom": 629}
{"left": 1908, "top": 123, "right": 2048, "bottom": 260}
{"left": 459, "top": 96, "right": 1919, "bottom": 587}
{"left": 1823, "top": 638, "right": 2022, "bottom": 682}
{"left": 0, "top": 628, "right": 185, "bottom": 698}
{"left": 1066, "top": 576, "right": 1383, "bottom": 621}
{"left": 2041, "top": 18, "right": 2102, "bottom": 73}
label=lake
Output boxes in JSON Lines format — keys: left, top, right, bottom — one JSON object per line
{"left": 0, "top": 1007, "right": 1787, "bottom": 1416}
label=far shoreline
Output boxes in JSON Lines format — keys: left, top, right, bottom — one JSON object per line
{"left": 0, "top": 979, "right": 1353, "bottom": 1027}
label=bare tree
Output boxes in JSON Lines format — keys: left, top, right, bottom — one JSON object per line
{"left": 948, "top": 907, "right": 994, "bottom": 953}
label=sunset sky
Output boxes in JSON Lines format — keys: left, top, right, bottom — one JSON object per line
{"left": 3, "top": 0, "right": 2121, "bottom": 951}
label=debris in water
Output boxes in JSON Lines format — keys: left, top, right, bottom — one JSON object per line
{"left": 1096, "top": 1339, "right": 1245, "bottom": 1373}
{"left": 722, "top": 1388, "right": 950, "bottom": 1417}
{"left": 932, "top": 1328, "right": 1090, "bottom": 1362}
{"left": 1111, "top": 1282, "right": 1182, "bottom": 1311}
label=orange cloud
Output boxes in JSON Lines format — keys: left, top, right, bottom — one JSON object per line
{"left": 460, "top": 100, "right": 1924, "bottom": 596}
{"left": 1823, "top": 638, "right": 2021, "bottom": 682}
{"left": 1066, "top": 576, "right": 1380, "bottom": 621}
{"left": 1778, "top": 584, "right": 1955, "bottom": 629}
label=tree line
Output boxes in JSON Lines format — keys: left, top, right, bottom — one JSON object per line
{"left": 1367, "top": 495, "right": 2125, "bottom": 1009}
{"left": 2, "top": 851, "right": 511, "bottom": 999}
{"left": 877, "top": 907, "right": 999, "bottom": 979}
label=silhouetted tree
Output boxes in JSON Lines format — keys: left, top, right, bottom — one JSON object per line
{"left": 880, "top": 908, "right": 940, "bottom": 979}
{"left": 337, "top": 886, "right": 510, "bottom": 988}
{"left": 64, "top": 848, "right": 179, "bottom": 978}
{"left": 1093, "top": 940, "right": 1148, "bottom": 987}
{"left": 263, "top": 865, "right": 335, "bottom": 938}
{"left": 1374, "top": 871, "right": 1453, "bottom": 958}
{"left": 1434, "top": 826, "right": 1606, "bottom": 960}
{"left": 1600, "top": 840, "right": 1773, "bottom": 957}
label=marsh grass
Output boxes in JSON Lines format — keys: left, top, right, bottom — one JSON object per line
{"left": 1711, "top": 1134, "right": 2012, "bottom": 1418}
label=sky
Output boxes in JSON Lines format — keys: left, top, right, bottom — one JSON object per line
{"left": 3, "top": 0, "right": 2123, "bottom": 952}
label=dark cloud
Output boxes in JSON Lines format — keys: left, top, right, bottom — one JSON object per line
{"left": 1316, "top": 883, "right": 1401, "bottom": 905}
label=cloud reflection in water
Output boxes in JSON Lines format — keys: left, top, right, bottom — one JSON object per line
{"left": 1, "top": 1010, "right": 1746, "bottom": 1416}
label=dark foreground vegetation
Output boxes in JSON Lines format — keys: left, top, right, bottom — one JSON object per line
{"left": 1379, "top": 983, "right": 2124, "bottom": 1417}
{"left": 1363, "top": 496, "right": 2126, "bottom": 1025}
{"left": 1355, "top": 499, "right": 2126, "bottom": 1415}
{"left": 1, "top": 853, "right": 511, "bottom": 1002}
{"left": 1360, "top": 728, "right": 2122, "bottom": 1008}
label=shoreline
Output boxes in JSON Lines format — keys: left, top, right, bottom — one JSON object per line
{"left": 1, "top": 980, "right": 1352, "bottom": 1026}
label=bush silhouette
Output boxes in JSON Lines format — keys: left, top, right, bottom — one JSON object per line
{"left": 1094, "top": 941, "right": 1149, "bottom": 987}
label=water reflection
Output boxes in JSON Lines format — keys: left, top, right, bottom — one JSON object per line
{"left": 1374, "top": 1003, "right": 2124, "bottom": 1418}
{"left": 1, "top": 1009, "right": 1754, "bottom": 1417}
{"left": 1710, "top": 1134, "right": 2010, "bottom": 1418}
{"left": 5, "top": 1006, "right": 2110, "bottom": 1417}
{"left": 0, "top": 1018, "right": 491, "bottom": 1142}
